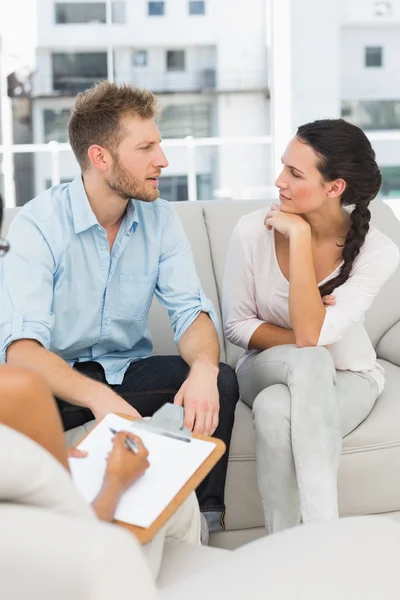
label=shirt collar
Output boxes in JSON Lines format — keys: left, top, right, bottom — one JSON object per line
{"left": 68, "top": 175, "right": 139, "bottom": 234}
{"left": 68, "top": 175, "right": 99, "bottom": 234}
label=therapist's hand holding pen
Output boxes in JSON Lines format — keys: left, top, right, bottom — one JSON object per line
{"left": 106, "top": 431, "right": 150, "bottom": 492}
{"left": 87, "top": 431, "right": 149, "bottom": 522}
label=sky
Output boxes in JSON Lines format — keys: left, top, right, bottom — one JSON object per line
{"left": 0, "top": 0, "right": 37, "bottom": 73}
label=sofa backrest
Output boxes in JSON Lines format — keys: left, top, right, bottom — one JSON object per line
{"left": 3, "top": 199, "right": 400, "bottom": 368}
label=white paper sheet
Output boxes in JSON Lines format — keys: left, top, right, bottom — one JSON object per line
{"left": 68, "top": 413, "right": 216, "bottom": 528}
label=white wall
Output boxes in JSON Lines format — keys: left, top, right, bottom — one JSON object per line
{"left": 290, "top": 0, "right": 341, "bottom": 129}
{"left": 341, "top": 27, "right": 400, "bottom": 100}
{"left": 342, "top": 0, "right": 400, "bottom": 23}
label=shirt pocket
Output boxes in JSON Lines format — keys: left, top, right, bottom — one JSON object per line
{"left": 117, "top": 270, "right": 158, "bottom": 320}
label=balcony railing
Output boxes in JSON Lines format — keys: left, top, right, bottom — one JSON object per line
{"left": 32, "top": 69, "right": 269, "bottom": 97}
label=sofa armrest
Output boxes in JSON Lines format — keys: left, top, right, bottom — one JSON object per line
{"left": 0, "top": 504, "right": 158, "bottom": 600}
{"left": 376, "top": 321, "right": 400, "bottom": 366}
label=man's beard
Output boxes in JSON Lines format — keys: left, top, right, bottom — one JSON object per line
{"left": 106, "top": 155, "right": 159, "bottom": 202}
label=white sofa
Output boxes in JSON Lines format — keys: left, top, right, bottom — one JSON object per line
{"left": 2, "top": 424, "right": 400, "bottom": 600}
{"left": 3, "top": 199, "right": 400, "bottom": 550}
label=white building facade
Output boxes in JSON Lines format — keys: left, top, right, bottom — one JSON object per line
{"left": 30, "top": 0, "right": 400, "bottom": 201}
{"left": 32, "top": 0, "right": 271, "bottom": 201}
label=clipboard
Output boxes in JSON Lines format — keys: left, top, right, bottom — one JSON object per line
{"left": 76, "top": 405, "right": 226, "bottom": 544}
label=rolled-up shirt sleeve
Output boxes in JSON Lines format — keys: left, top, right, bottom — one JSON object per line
{"left": 318, "top": 241, "right": 400, "bottom": 347}
{"left": 155, "top": 206, "right": 219, "bottom": 344}
{"left": 0, "top": 214, "right": 55, "bottom": 362}
{"left": 222, "top": 222, "right": 265, "bottom": 349}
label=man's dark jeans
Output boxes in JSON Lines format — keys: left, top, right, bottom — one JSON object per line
{"left": 57, "top": 355, "right": 239, "bottom": 517}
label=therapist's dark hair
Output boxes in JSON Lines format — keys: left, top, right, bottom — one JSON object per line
{"left": 68, "top": 81, "right": 160, "bottom": 171}
{"left": 296, "top": 119, "right": 381, "bottom": 297}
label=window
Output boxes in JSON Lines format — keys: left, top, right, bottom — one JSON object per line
{"left": 379, "top": 166, "right": 400, "bottom": 198}
{"left": 112, "top": 1, "right": 126, "bottom": 23}
{"left": 55, "top": 2, "right": 125, "bottom": 24}
{"left": 133, "top": 50, "right": 148, "bottom": 67}
{"left": 52, "top": 52, "right": 108, "bottom": 94}
{"left": 189, "top": 1, "right": 205, "bottom": 15}
{"left": 43, "top": 109, "right": 70, "bottom": 143}
{"left": 158, "top": 104, "right": 211, "bottom": 138}
{"left": 158, "top": 174, "right": 212, "bottom": 202}
{"left": 166, "top": 50, "right": 185, "bottom": 71}
{"left": 341, "top": 100, "right": 400, "bottom": 130}
{"left": 365, "top": 46, "right": 383, "bottom": 68}
{"left": 55, "top": 3, "right": 106, "bottom": 23}
{"left": 148, "top": 1, "right": 164, "bottom": 16}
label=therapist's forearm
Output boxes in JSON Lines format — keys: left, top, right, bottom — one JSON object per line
{"left": 91, "top": 475, "right": 124, "bottom": 522}
{"left": 248, "top": 322, "right": 296, "bottom": 351}
{"left": 178, "top": 312, "right": 220, "bottom": 373}
{"left": 6, "top": 339, "right": 113, "bottom": 409}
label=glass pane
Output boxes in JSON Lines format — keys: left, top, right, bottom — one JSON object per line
{"left": 55, "top": 3, "right": 106, "bottom": 24}
{"left": 158, "top": 175, "right": 188, "bottom": 202}
{"left": 133, "top": 50, "right": 147, "bottom": 67}
{"left": 112, "top": 1, "right": 126, "bottom": 23}
{"left": 44, "top": 109, "right": 70, "bottom": 143}
{"left": 166, "top": 50, "right": 185, "bottom": 71}
{"left": 189, "top": 1, "right": 205, "bottom": 15}
{"left": 158, "top": 104, "right": 212, "bottom": 138}
{"left": 365, "top": 46, "right": 382, "bottom": 68}
{"left": 52, "top": 52, "right": 108, "bottom": 94}
{"left": 341, "top": 100, "right": 400, "bottom": 130}
{"left": 148, "top": 1, "right": 164, "bottom": 16}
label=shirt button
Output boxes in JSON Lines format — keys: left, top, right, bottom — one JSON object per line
{"left": 101, "top": 244, "right": 107, "bottom": 250}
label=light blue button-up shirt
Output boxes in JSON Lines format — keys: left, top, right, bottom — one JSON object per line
{"left": 0, "top": 176, "right": 218, "bottom": 384}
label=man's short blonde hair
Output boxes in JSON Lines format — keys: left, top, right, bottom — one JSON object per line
{"left": 68, "top": 81, "right": 160, "bottom": 170}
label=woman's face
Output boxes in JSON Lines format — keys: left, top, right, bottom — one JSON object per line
{"left": 275, "top": 137, "right": 340, "bottom": 215}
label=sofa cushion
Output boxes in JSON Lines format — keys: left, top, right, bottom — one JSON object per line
{"left": 148, "top": 201, "right": 226, "bottom": 361}
{"left": 157, "top": 539, "right": 229, "bottom": 590}
{"left": 201, "top": 200, "right": 267, "bottom": 368}
{"left": 160, "top": 517, "right": 400, "bottom": 600}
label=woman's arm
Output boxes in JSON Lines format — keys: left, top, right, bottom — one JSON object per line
{"left": 91, "top": 431, "right": 149, "bottom": 522}
{"left": 288, "top": 227, "right": 326, "bottom": 347}
{"left": 248, "top": 323, "right": 295, "bottom": 351}
{"left": 266, "top": 208, "right": 400, "bottom": 348}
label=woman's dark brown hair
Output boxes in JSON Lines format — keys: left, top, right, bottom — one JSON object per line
{"left": 296, "top": 119, "right": 381, "bottom": 297}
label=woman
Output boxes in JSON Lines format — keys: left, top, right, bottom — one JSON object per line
{"left": 0, "top": 196, "right": 200, "bottom": 578}
{"left": 223, "top": 119, "right": 400, "bottom": 533}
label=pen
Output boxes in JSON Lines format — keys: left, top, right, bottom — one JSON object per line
{"left": 109, "top": 427, "right": 140, "bottom": 455}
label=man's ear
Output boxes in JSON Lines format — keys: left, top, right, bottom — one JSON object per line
{"left": 87, "top": 144, "right": 111, "bottom": 173}
{"left": 327, "top": 178, "right": 346, "bottom": 199}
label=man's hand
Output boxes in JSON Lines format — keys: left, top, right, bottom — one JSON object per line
{"left": 89, "top": 387, "right": 141, "bottom": 422}
{"left": 174, "top": 361, "right": 219, "bottom": 436}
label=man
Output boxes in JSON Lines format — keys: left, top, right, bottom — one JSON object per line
{"left": 0, "top": 81, "right": 239, "bottom": 534}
